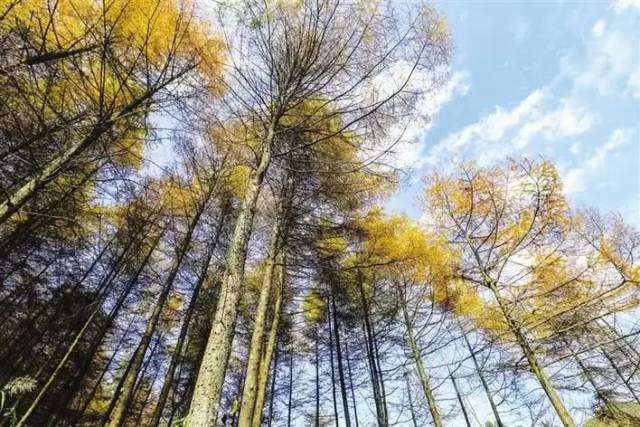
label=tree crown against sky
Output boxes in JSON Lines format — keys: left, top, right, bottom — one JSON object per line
{"left": 0, "top": 1, "right": 637, "bottom": 427}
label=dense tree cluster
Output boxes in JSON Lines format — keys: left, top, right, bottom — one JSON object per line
{"left": 0, "top": 1, "right": 637, "bottom": 427}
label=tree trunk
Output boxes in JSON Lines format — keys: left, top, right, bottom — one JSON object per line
{"left": 602, "top": 348, "right": 640, "bottom": 403}
{"left": 331, "top": 287, "right": 352, "bottom": 427}
{"left": 287, "top": 351, "right": 294, "bottom": 427}
{"left": 151, "top": 203, "right": 228, "bottom": 427}
{"left": 449, "top": 370, "right": 472, "bottom": 427}
{"left": 569, "top": 342, "right": 619, "bottom": 420}
{"left": 400, "top": 301, "right": 443, "bottom": 427}
{"left": 404, "top": 372, "right": 420, "bottom": 427}
{"left": 328, "top": 303, "right": 341, "bottom": 427}
{"left": 345, "top": 342, "right": 360, "bottom": 427}
{"left": 12, "top": 226, "right": 161, "bottom": 427}
{"left": 252, "top": 255, "right": 285, "bottom": 427}
{"left": 237, "top": 218, "right": 285, "bottom": 426}
{"left": 462, "top": 332, "right": 504, "bottom": 427}
{"left": 356, "top": 270, "right": 387, "bottom": 427}
{"left": 469, "top": 240, "right": 577, "bottom": 427}
{"left": 315, "top": 323, "right": 321, "bottom": 427}
{"left": 0, "top": 73, "right": 189, "bottom": 226}
{"left": 266, "top": 338, "right": 279, "bottom": 427}
{"left": 187, "top": 122, "right": 275, "bottom": 427}
{"left": 106, "top": 202, "right": 207, "bottom": 427}
{"left": 488, "top": 281, "right": 576, "bottom": 427}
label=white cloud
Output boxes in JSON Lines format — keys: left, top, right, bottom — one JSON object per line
{"left": 560, "top": 10, "right": 639, "bottom": 99}
{"left": 563, "top": 128, "right": 634, "bottom": 194}
{"left": 591, "top": 19, "right": 606, "bottom": 37}
{"left": 614, "top": 0, "right": 640, "bottom": 12}
{"left": 382, "top": 68, "right": 471, "bottom": 167}
{"left": 627, "top": 69, "right": 640, "bottom": 98}
{"left": 421, "top": 88, "right": 594, "bottom": 167}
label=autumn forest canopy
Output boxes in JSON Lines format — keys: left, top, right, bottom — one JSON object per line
{"left": 0, "top": 0, "right": 638, "bottom": 426}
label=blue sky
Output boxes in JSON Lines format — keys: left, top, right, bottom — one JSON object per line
{"left": 388, "top": 0, "right": 640, "bottom": 226}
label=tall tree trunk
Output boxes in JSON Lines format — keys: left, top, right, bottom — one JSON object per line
{"left": 488, "top": 280, "right": 576, "bottom": 427}
{"left": 69, "top": 229, "right": 166, "bottom": 425}
{"left": 237, "top": 216, "right": 285, "bottom": 426}
{"left": 568, "top": 341, "right": 619, "bottom": 420}
{"left": 469, "top": 241, "right": 577, "bottom": 427}
{"left": 106, "top": 200, "right": 208, "bottom": 427}
{"left": 130, "top": 336, "right": 162, "bottom": 425}
{"left": 251, "top": 256, "right": 285, "bottom": 427}
{"left": 404, "top": 372, "right": 420, "bottom": 427}
{"left": 345, "top": 342, "right": 360, "bottom": 427}
{"left": 461, "top": 332, "right": 504, "bottom": 427}
{"left": 400, "top": 301, "right": 443, "bottom": 427}
{"left": 0, "top": 72, "right": 189, "bottom": 226}
{"left": 449, "top": 370, "right": 472, "bottom": 427}
{"left": 315, "top": 323, "right": 321, "bottom": 427}
{"left": 328, "top": 303, "right": 341, "bottom": 427}
{"left": 331, "top": 287, "right": 352, "bottom": 427}
{"left": 287, "top": 351, "right": 294, "bottom": 427}
{"left": 602, "top": 349, "right": 640, "bottom": 403}
{"left": 13, "top": 226, "right": 162, "bottom": 427}
{"left": 58, "top": 316, "right": 135, "bottom": 427}
{"left": 266, "top": 338, "right": 279, "bottom": 427}
{"left": 187, "top": 122, "right": 275, "bottom": 427}
{"left": 356, "top": 270, "right": 387, "bottom": 427}
{"left": 151, "top": 203, "right": 229, "bottom": 427}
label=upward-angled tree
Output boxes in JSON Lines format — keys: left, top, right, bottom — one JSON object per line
{"left": 0, "top": 0, "right": 225, "bottom": 227}
{"left": 186, "top": 1, "right": 450, "bottom": 425}
{"left": 424, "top": 159, "right": 640, "bottom": 427}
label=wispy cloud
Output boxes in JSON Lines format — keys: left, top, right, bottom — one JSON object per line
{"left": 421, "top": 88, "right": 594, "bottom": 167}
{"left": 382, "top": 68, "right": 471, "bottom": 167}
{"left": 563, "top": 128, "right": 635, "bottom": 194}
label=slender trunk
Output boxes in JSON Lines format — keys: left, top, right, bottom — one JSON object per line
{"left": 133, "top": 360, "right": 161, "bottom": 427}
{"left": 400, "top": 302, "right": 442, "bottom": 427}
{"left": 187, "top": 122, "right": 275, "bottom": 427}
{"left": 287, "top": 351, "right": 294, "bottom": 427}
{"left": 328, "top": 304, "right": 340, "bottom": 427}
{"left": 345, "top": 342, "right": 360, "bottom": 427}
{"left": 602, "top": 349, "right": 640, "bottom": 403}
{"left": 404, "top": 373, "right": 420, "bottom": 427}
{"left": 0, "top": 73, "right": 188, "bottom": 226}
{"left": 462, "top": 332, "right": 504, "bottom": 427}
{"left": 237, "top": 217, "right": 285, "bottom": 426}
{"left": 1, "top": 230, "right": 116, "bottom": 356}
{"left": 61, "top": 316, "right": 135, "bottom": 427}
{"left": 466, "top": 237, "right": 577, "bottom": 427}
{"left": 251, "top": 256, "right": 285, "bottom": 427}
{"left": 151, "top": 204, "right": 228, "bottom": 427}
{"left": 12, "top": 225, "right": 160, "bottom": 427}
{"left": 600, "top": 319, "right": 640, "bottom": 362}
{"left": 449, "top": 370, "right": 472, "bottom": 427}
{"left": 106, "top": 202, "right": 207, "bottom": 427}
{"left": 70, "top": 229, "right": 165, "bottom": 424}
{"left": 489, "top": 281, "right": 576, "bottom": 427}
{"left": 315, "top": 324, "right": 321, "bottom": 427}
{"left": 0, "top": 161, "right": 102, "bottom": 260}
{"left": 15, "top": 280, "right": 116, "bottom": 427}
{"left": 131, "top": 336, "right": 162, "bottom": 425}
{"left": 356, "top": 270, "right": 386, "bottom": 427}
{"left": 331, "top": 288, "right": 352, "bottom": 427}
{"left": 266, "top": 338, "right": 279, "bottom": 427}
{"left": 372, "top": 332, "right": 389, "bottom": 423}
{"left": 569, "top": 343, "right": 619, "bottom": 419}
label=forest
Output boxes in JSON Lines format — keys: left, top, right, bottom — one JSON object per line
{"left": 0, "top": 0, "right": 638, "bottom": 426}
